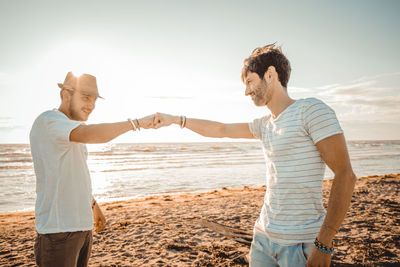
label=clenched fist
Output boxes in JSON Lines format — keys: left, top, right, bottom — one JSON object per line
{"left": 92, "top": 202, "right": 106, "bottom": 233}
{"left": 153, "top": 112, "right": 179, "bottom": 129}
{"left": 137, "top": 114, "right": 156, "bottom": 129}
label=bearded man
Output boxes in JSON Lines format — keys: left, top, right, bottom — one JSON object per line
{"left": 30, "top": 72, "right": 154, "bottom": 267}
{"left": 153, "top": 44, "right": 357, "bottom": 267}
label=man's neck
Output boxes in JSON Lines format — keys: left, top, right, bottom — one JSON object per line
{"left": 266, "top": 88, "right": 295, "bottom": 119}
{"left": 58, "top": 105, "right": 72, "bottom": 120}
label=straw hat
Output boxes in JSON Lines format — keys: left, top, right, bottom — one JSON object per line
{"left": 57, "top": 72, "right": 104, "bottom": 99}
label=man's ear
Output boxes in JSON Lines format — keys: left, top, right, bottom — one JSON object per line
{"left": 264, "top": 66, "right": 277, "bottom": 82}
{"left": 60, "top": 89, "right": 71, "bottom": 101}
{"left": 263, "top": 66, "right": 273, "bottom": 82}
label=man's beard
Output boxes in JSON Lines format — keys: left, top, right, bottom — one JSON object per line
{"left": 68, "top": 101, "right": 86, "bottom": 121}
{"left": 254, "top": 79, "right": 272, "bottom": 106}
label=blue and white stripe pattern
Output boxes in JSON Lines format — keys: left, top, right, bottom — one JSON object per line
{"left": 249, "top": 98, "right": 343, "bottom": 245}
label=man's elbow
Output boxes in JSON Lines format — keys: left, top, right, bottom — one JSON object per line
{"left": 208, "top": 123, "right": 227, "bottom": 138}
{"left": 336, "top": 168, "right": 357, "bottom": 185}
{"left": 346, "top": 169, "right": 357, "bottom": 183}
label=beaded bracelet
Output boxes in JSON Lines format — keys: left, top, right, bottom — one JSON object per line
{"left": 314, "top": 237, "right": 334, "bottom": 254}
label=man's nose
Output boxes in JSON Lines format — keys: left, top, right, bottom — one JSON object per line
{"left": 245, "top": 86, "right": 251, "bottom": 96}
{"left": 88, "top": 101, "right": 95, "bottom": 110}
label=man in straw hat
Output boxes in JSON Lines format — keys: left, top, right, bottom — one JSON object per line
{"left": 153, "top": 44, "right": 357, "bottom": 267}
{"left": 29, "top": 72, "right": 155, "bottom": 267}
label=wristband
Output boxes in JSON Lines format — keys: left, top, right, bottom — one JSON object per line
{"left": 314, "top": 237, "right": 334, "bottom": 254}
{"left": 180, "top": 116, "right": 186, "bottom": 129}
{"left": 135, "top": 119, "right": 141, "bottom": 131}
{"left": 128, "top": 118, "right": 137, "bottom": 131}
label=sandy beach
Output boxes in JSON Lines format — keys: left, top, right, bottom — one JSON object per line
{"left": 1, "top": 173, "right": 399, "bottom": 266}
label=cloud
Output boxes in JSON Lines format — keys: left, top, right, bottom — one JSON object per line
{"left": 323, "top": 81, "right": 377, "bottom": 95}
{"left": 291, "top": 72, "right": 400, "bottom": 129}
{"left": 0, "top": 116, "right": 13, "bottom": 122}
{"left": 0, "top": 116, "right": 25, "bottom": 130}
{"left": 330, "top": 72, "right": 399, "bottom": 95}
{"left": 353, "top": 72, "right": 400, "bottom": 83}
{"left": 312, "top": 73, "right": 400, "bottom": 139}
{"left": 346, "top": 95, "right": 400, "bottom": 108}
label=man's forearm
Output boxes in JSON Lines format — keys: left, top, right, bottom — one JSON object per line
{"left": 318, "top": 170, "right": 357, "bottom": 244}
{"left": 165, "top": 115, "right": 253, "bottom": 139}
{"left": 71, "top": 121, "right": 134, "bottom": 143}
{"left": 172, "top": 117, "right": 227, "bottom": 138}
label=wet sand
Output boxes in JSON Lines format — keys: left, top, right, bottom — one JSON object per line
{"left": 1, "top": 173, "right": 399, "bottom": 266}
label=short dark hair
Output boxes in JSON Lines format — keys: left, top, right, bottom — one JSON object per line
{"left": 241, "top": 43, "right": 291, "bottom": 88}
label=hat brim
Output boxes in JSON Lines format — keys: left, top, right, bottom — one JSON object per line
{"left": 57, "top": 83, "right": 104, "bottom": 99}
{"left": 80, "top": 91, "right": 105, "bottom": 99}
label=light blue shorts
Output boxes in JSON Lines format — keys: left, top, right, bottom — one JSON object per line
{"left": 249, "top": 229, "right": 314, "bottom": 267}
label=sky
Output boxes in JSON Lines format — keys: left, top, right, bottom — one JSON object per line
{"left": 0, "top": 0, "right": 399, "bottom": 143}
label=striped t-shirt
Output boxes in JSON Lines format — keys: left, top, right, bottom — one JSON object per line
{"left": 248, "top": 97, "right": 343, "bottom": 245}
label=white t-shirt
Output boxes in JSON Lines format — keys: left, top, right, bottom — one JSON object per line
{"left": 248, "top": 98, "right": 343, "bottom": 245}
{"left": 30, "top": 109, "right": 93, "bottom": 234}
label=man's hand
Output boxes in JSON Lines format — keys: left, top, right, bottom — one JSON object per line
{"left": 307, "top": 247, "right": 332, "bottom": 267}
{"left": 138, "top": 114, "right": 156, "bottom": 129}
{"left": 153, "top": 113, "right": 179, "bottom": 129}
{"left": 93, "top": 202, "right": 106, "bottom": 233}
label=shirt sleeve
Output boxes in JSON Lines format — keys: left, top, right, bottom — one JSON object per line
{"left": 248, "top": 117, "right": 265, "bottom": 140}
{"left": 303, "top": 98, "right": 343, "bottom": 144}
{"left": 45, "top": 111, "right": 82, "bottom": 144}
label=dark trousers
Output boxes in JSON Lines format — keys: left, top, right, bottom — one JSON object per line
{"left": 34, "top": 230, "right": 92, "bottom": 267}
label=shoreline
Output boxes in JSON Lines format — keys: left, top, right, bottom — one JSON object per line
{"left": 1, "top": 173, "right": 399, "bottom": 266}
{"left": 1, "top": 139, "right": 399, "bottom": 145}
{"left": 1, "top": 172, "right": 398, "bottom": 216}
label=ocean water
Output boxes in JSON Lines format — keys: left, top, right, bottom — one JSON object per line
{"left": 0, "top": 140, "right": 399, "bottom": 213}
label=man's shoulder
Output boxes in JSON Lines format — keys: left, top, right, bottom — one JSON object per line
{"left": 297, "top": 97, "right": 332, "bottom": 113}
{"left": 32, "top": 110, "right": 52, "bottom": 126}
{"left": 31, "top": 109, "right": 68, "bottom": 131}
{"left": 253, "top": 115, "right": 271, "bottom": 124}
{"left": 40, "top": 109, "right": 65, "bottom": 119}
{"left": 298, "top": 97, "right": 325, "bottom": 106}
{"left": 30, "top": 111, "right": 53, "bottom": 142}
{"left": 35, "top": 109, "right": 70, "bottom": 123}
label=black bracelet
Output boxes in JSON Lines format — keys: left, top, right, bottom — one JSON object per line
{"left": 91, "top": 200, "right": 96, "bottom": 209}
{"left": 314, "top": 237, "right": 334, "bottom": 254}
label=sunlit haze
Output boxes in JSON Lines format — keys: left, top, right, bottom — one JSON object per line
{"left": 1, "top": 0, "right": 399, "bottom": 143}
